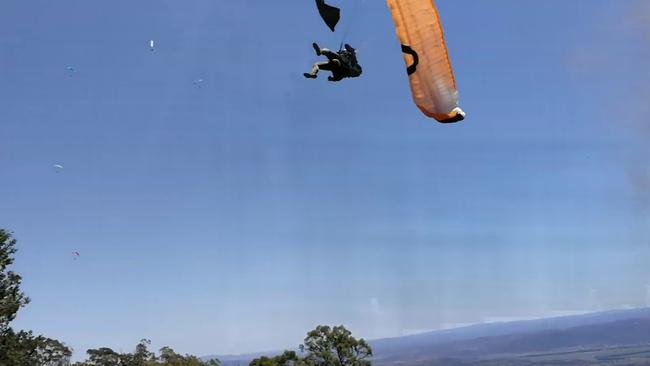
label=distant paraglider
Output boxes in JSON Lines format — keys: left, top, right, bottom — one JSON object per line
{"left": 72, "top": 251, "right": 80, "bottom": 260}
{"left": 65, "top": 66, "right": 75, "bottom": 76}
{"left": 193, "top": 78, "right": 204, "bottom": 88}
{"left": 149, "top": 40, "right": 155, "bottom": 51}
{"left": 53, "top": 164, "right": 64, "bottom": 173}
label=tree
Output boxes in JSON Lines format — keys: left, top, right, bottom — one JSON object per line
{"left": 0, "top": 229, "right": 72, "bottom": 366}
{"left": 158, "top": 346, "right": 220, "bottom": 366}
{"left": 71, "top": 342, "right": 219, "bottom": 366}
{"left": 0, "top": 328, "right": 71, "bottom": 365}
{"left": 85, "top": 347, "right": 121, "bottom": 366}
{"left": 158, "top": 346, "right": 183, "bottom": 365}
{"left": 300, "top": 326, "right": 372, "bottom": 366}
{"left": 250, "top": 326, "right": 372, "bottom": 366}
{"left": 250, "top": 351, "right": 303, "bottom": 366}
{"left": 0, "top": 229, "right": 30, "bottom": 335}
{"left": 121, "top": 339, "right": 156, "bottom": 366}
{"left": 36, "top": 336, "right": 73, "bottom": 366}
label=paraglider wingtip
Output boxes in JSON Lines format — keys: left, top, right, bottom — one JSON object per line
{"left": 442, "top": 107, "right": 466, "bottom": 123}
{"left": 423, "top": 107, "right": 466, "bottom": 123}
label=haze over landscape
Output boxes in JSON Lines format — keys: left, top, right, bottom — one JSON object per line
{"left": 208, "top": 308, "right": 650, "bottom": 366}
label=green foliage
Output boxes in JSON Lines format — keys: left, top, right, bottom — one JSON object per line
{"left": 122, "top": 339, "right": 157, "bottom": 366}
{"left": 86, "top": 347, "right": 122, "bottom": 366}
{"left": 0, "top": 329, "right": 72, "bottom": 366}
{"left": 35, "top": 336, "right": 73, "bottom": 366}
{"left": 0, "top": 229, "right": 30, "bottom": 334}
{"left": 301, "top": 325, "right": 372, "bottom": 366}
{"left": 0, "top": 229, "right": 72, "bottom": 366}
{"left": 250, "top": 351, "right": 304, "bottom": 366}
{"left": 251, "top": 326, "right": 372, "bottom": 366}
{"left": 72, "top": 342, "right": 220, "bottom": 366}
{"left": 156, "top": 345, "right": 219, "bottom": 366}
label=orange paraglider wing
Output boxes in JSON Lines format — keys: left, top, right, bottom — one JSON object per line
{"left": 387, "top": 0, "right": 465, "bottom": 122}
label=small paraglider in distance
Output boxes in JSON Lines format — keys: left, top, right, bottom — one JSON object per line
{"left": 304, "top": 43, "right": 362, "bottom": 82}
{"left": 149, "top": 40, "right": 155, "bottom": 51}
{"left": 193, "top": 78, "right": 204, "bottom": 88}
{"left": 53, "top": 164, "right": 64, "bottom": 173}
{"left": 65, "top": 66, "right": 75, "bottom": 76}
{"left": 72, "top": 251, "right": 80, "bottom": 260}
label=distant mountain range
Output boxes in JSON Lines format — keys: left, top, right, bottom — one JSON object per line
{"left": 205, "top": 307, "right": 650, "bottom": 366}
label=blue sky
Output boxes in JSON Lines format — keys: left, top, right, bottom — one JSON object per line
{"left": 1, "top": 0, "right": 649, "bottom": 359}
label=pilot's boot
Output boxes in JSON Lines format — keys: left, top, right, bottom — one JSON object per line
{"left": 312, "top": 43, "right": 322, "bottom": 56}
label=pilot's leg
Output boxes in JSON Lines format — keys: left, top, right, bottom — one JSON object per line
{"left": 312, "top": 43, "right": 339, "bottom": 61}
{"left": 304, "top": 62, "right": 329, "bottom": 79}
{"left": 320, "top": 49, "right": 340, "bottom": 62}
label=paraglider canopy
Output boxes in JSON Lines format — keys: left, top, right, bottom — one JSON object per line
{"left": 315, "top": 0, "right": 340, "bottom": 32}
{"left": 387, "top": 0, "right": 465, "bottom": 122}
